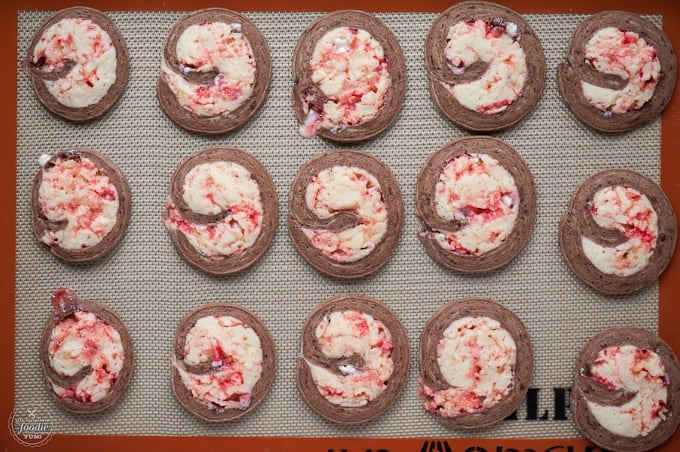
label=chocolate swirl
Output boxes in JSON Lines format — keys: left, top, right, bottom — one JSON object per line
{"left": 157, "top": 8, "right": 272, "bottom": 134}
{"left": 557, "top": 11, "right": 677, "bottom": 132}
{"left": 287, "top": 150, "right": 403, "bottom": 279}
{"left": 425, "top": 1, "right": 546, "bottom": 132}
{"left": 292, "top": 10, "right": 406, "bottom": 143}
{"left": 31, "top": 149, "right": 131, "bottom": 263}
{"left": 419, "top": 298, "right": 532, "bottom": 429}
{"left": 171, "top": 303, "right": 275, "bottom": 422}
{"left": 23, "top": 7, "right": 129, "bottom": 122}
{"left": 416, "top": 136, "right": 536, "bottom": 273}
{"left": 571, "top": 327, "right": 680, "bottom": 451}
{"left": 559, "top": 169, "right": 677, "bottom": 294}
{"left": 40, "top": 288, "right": 134, "bottom": 413}
{"left": 163, "top": 147, "right": 278, "bottom": 276}
{"left": 297, "top": 294, "right": 409, "bottom": 424}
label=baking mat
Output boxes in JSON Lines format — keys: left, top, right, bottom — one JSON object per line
{"left": 16, "top": 10, "right": 662, "bottom": 438}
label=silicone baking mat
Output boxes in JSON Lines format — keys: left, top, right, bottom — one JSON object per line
{"left": 6, "top": 1, "right": 680, "bottom": 451}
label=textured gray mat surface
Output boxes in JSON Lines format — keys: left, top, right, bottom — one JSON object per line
{"left": 16, "top": 10, "right": 661, "bottom": 438}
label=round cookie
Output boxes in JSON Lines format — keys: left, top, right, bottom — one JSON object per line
{"left": 425, "top": 1, "right": 546, "bottom": 132}
{"left": 23, "top": 7, "right": 129, "bottom": 122}
{"left": 171, "top": 303, "right": 275, "bottom": 422}
{"left": 292, "top": 10, "right": 406, "bottom": 143}
{"left": 163, "top": 147, "right": 278, "bottom": 275}
{"left": 297, "top": 294, "right": 409, "bottom": 424}
{"left": 40, "top": 288, "right": 134, "bottom": 413}
{"left": 559, "top": 169, "right": 676, "bottom": 294}
{"left": 571, "top": 327, "right": 680, "bottom": 451}
{"left": 287, "top": 150, "right": 403, "bottom": 279}
{"left": 32, "top": 149, "right": 131, "bottom": 263}
{"left": 418, "top": 298, "right": 532, "bottom": 429}
{"left": 416, "top": 136, "right": 536, "bottom": 273}
{"left": 557, "top": 11, "right": 677, "bottom": 132}
{"left": 158, "top": 8, "right": 272, "bottom": 134}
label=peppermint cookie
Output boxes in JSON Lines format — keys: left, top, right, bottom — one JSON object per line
{"left": 163, "top": 147, "right": 277, "bottom": 275}
{"left": 418, "top": 298, "right": 532, "bottom": 429}
{"left": 557, "top": 11, "right": 677, "bottom": 132}
{"left": 416, "top": 137, "right": 536, "bottom": 273}
{"left": 40, "top": 288, "right": 134, "bottom": 413}
{"left": 297, "top": 294, "right": 409, "bottom": 424}
{"left": 288, "top": 150, "right": 403, "bottom": 279}
{"left": 172, "top": 303, "right": 275, "bottom": 422}
{"left": 32, "top": 149, "right": 131, "bottom": 263}
{"left": 23, "top": 7, "right": 129, "bottom": 122}
{"left": 425, "top": 1, "right": 546, "bottom": 132}
{"left": 292, "top": 10, "right": 406, "bottom": 143}
{"left": 158, "top": 8, "right": 272, "bottom": 134}
{"left": 559, "top": 169, "right": 676, "bottom": 294}
{"left": 572, "top": 327, "right": 680, "bottom": 451}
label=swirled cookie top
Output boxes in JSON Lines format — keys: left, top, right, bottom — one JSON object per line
{"left": 585, "top": 345, "right": 668, "bottom": 438}
{"left": 175, "top": 315, "right": 263, "bottom": 410}
{"left": 161, "top": 22, "right": 256, "bottom": 117}
{"left": 164, "top": 161, "right": 263, "bottom": 258}
{"left": 306, "top": 310, "right": 394, "bottom": 407}
{"left": 32, "top": 18, "right": 117, "bottom": 108}
{"left": 38, "top": 154, "right": 120, "bottom": 250}
{"left": 48, "top": 308, "right": 125, "bottom": 403}
{"left": 431, "top": 153, "right": 519, "bottom": 255}
{"left": 419, "top": 316, "right": 516, "bottom": 417}
{"left": 300, "top": 27, "right": 391, "bottom": 137}
{"left": 302, "top": 166, "right": 387, "bottom": 263}
{"left": 582, "top": 28, "right": 660, "bottom": 114}
{"left": 444, "top": 19, "right": 526, "bottom": 114}
{"left": 582, "top": 186, "right": 658, "bottom": 277}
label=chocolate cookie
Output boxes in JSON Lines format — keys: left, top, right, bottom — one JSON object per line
{"left": 40, "top": 288, "right": 134, "bottom": 413}
{"left": 557, "top": 11, "right": 676, "bottom": 132}
{"left": 297, "top": 294, "right": 409, "bottom": 424}
{"left": 419, "top": 298, "right": 532, "bottom": 429}
{"left": 425, "top": 1, "right": 546, "bottom": 132}
{"left": 163, "top": 147, "right": 277, "bottom": 275}
{"left": 571, "top": 327, "right": 680, "bottom": 451}
{"left": 416, "top": 137, "right": 536, "bottom": 273}
{"left": 158, "top": 8, "right": 272, "bottom": 134}
{"left": 559, "top": 169, "right": 676, "bottom": 294}
{"left": 288, "top": 150, "right": 403, "bottom": 279}
{"left": 172, "top": 303, "right": 275, "bottom": 422}
{"left": 292, "top": 10, "right": 406, "bottom": 143}
{"left": 23, "top": 7, "right": 129, "bottom": 122}
{"left": 32, "top": 149, "right": 131, "bottom": 263}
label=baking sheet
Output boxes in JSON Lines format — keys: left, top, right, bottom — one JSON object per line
{"left": 15, "top": 9, "right": 663, "bottom": 439}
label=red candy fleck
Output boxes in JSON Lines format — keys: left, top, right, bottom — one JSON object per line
{"left": 623, "top": 31, "right": 639, "bottom": 45}
{"left": 96, "top": 186, "right": 117, "bottom": 201}
{"left": 51, "top": 288, "right": 69, "bottom": 308}
{"left": 652, "top": 399, "right": 668, "bottom": 418}
{"left": 211, "top": 343, "right": 232, "bottom": 368}
{"left": 231, "top": 204, "right": 261, "bottom": 226}
{"left": 477, "top": 98, "right": 512, "bottom": 114}
{"left": 217, "top": 81, "right": 242, "bottom": 101}
{"left": 323, "top": 385, "right": 344, "bottom": 397}
{"left": 83, "top": 338, "right": 100, "bottom": 359}
{"left": 60, "top": 387, "right": 77, "bottom": 399}
{"left": 346, "top": 311, "right": 370, "bottom": 337}
{"left": 586, "top": 371, "right": 617, "bottom": 391}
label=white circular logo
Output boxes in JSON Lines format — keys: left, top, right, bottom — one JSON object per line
{"left": 8, "top": 401, "right": 55, "bottom": 447}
